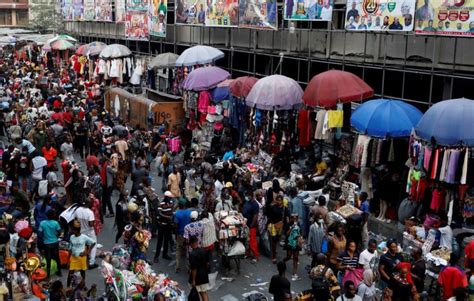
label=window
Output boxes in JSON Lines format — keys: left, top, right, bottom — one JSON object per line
{"left": 16, "top": 9, "right": 29, "bottom": 25}
{"left": 0, "top": 10, "right": 13, "bottom": 26}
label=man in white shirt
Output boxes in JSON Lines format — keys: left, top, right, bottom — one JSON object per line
{"left": 358, "top": 239, "right": 378, "bottom": 270}
{"left": 73, "top": 201, "right": 98, "bottom": 269}
{"left": 336, "top": 281, "right": 362, "bottom": 301}
{"left": 60, "top": 137, "right": 74, "bottom": 161}
{"left": 31, "top": 154, "right": 47, "bottom": 185}
{"left": 214, "top": 174, "right": 224, "bottom": 198}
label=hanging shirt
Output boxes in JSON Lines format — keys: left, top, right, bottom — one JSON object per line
{"left": 198, "top": 91, "right": 211, "bottom": 113}
{"left": 327, "top": 110, "right": 344, "bottom": 128}
{"left": 297, "top": 109, "right": 311, "bottom": 147}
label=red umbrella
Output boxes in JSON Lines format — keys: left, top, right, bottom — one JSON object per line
{"left": 76, "top": 44, "right": 88, "bottom": 55}
{"left": 303, "top": 70, "right": 374, "bottom": 108}
{"left": 229, "top": 76, "right": 259, "bottom": 98}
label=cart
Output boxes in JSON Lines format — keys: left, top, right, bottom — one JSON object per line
{"left": 216, "top": 211, "right": 248, "bottom": 276}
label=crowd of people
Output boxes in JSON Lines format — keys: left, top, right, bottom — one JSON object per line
{"left": 0, "top": 42, "right": 473, "bottom": 301}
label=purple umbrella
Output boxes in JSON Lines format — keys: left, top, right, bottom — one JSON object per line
{"left": 183, "top": 66, "right": 230, "bottom": 91}
{"left": 246, "top": 75, "right": 303, "bottom": 110}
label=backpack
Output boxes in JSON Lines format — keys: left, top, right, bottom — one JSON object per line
{"left": 312, "top": 266, "right": 331, "bottom": 301}
{"left": 38, "top": 180, "right": 48, "bottom": 197}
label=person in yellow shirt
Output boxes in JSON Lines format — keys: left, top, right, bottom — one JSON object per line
{"left": 311, "top": 158, "right": 328, "bottom": 184}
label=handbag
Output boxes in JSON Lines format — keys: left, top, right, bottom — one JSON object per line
{"left": 297, "top": 236, "right": 305, "bottom": 249}
{"left": 188, "top": 286, "right": 200, "bottom": 301}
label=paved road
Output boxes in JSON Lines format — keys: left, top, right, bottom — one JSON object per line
{"left": 53, "top": 154, "right": 312, "bottom": 300}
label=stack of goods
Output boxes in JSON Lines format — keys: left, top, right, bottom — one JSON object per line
{"left": 101, "top": 257, "right": 185, "bottom": 300}
{"left": 336, "top": 204, "right": 362, "bottom": 219}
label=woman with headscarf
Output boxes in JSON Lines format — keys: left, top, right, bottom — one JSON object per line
{"left": 389, "top": 263, "right": 419, "bottom": 301}
{"left": 184, "top": 169, "right": 198, "bottom": 200}
{"left": 357, "top": 269, "right": 377, "bottom": 301}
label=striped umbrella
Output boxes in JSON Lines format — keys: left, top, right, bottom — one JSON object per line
{"left": 51, "top": 39, "right": 76, "bottom": 51}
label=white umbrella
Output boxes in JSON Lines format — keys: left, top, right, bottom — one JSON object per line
{"left": 175, "top": 45, "right": 224, "bottom": 67}
{"left": 149, "top": 52, "right": 179, "bottom": 69}
{"left": 99, "top": 44, "right": 132, "bottom": 59}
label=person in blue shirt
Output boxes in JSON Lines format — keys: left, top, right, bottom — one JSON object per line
{"left": 38, "top": 209, "right": 62, "bottom": 277}
{"left": 35, "top": 196, "right": 52, "bottom": 231}
{"left": 359, "top": 192, "right": 370, "bottom": 249}
{"left": 173, "top": 198, "right": 191, "bottom": 273}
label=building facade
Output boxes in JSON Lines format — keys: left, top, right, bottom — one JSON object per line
{"left": 0, "top": 0, "right": 29, "bottom": 26}
{"left": 66, "top": 3, "right": 474, "bottom": 109}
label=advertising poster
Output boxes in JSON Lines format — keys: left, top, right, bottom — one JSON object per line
{"left": 415, "top": 0, "right": 474, "bottom": 36}
{"left": 175, "top": 0, "right": 207, "bottom": 25}
{"left": 205, "top": 0, "right": 239, "bottom": 26}
{"left": 284, "top": 0, "right": 334, "bottom": 21}
{"left": 125, "top": 11, "right": 149, "bottom": 40}
{"left": 115, "top": 0, "right": 127, "bottom": 22}
{"left": 95, "top": 0, "right": 113, "bottom": 21}
{"left": 73, "top": 0, "right": 83, "bottom": 20}
{"left": 63, "top": 0, "right": 74, "bottom": 20}
{"left": 344, "top": 0, "right": 416, "bottom": 31}
{"left": 83, "top": 0, "right": 96, "bottom": 20}
{"left": 126, "top": 0, "right": 149, "bottom": 11}
{"left": 149, "top": 0, "right": 168, "bottom": 37}
{"left": 238, "top": 0, "right": 278, "bottom": 30}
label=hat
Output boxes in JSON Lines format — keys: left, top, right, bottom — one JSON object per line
{"left": 164, "top": 191, "right": 174, "bottom": 198}
{"left": 14, "top": 220, "right": 29, "bottom": 233}
{"left": 25, "top": 256, "right": 40, "bottom": 272}
{"left": 137, "top": 190, "right": 145, "bottom": 196}
{"left": 127, "top": 202, "right": 138, "bottom": 213}
{"left": 178, "top": 198, "right": 188, "bottom": 206}
{"left": 18, "top": 227, "right": 33, "bottom": 239}
{"left": 225, "top": 182, "right": 233, "bottom": 188}
{"left": 190, "top": 211, "right": 199, "bottom": 220}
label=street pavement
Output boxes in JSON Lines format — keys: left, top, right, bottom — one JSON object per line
{"left": 53, "top": 154, "right": 312, "bottom": 300}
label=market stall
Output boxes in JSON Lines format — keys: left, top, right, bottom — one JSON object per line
{"left": 245, "top": 74, "right": 303, "bottom": 156}
{"left": 149, "top": 52, "right": 179, "bottom": 93}
{"left": 181, "top": 66, "right": 233, "bottom": 157}
{"left": 98, "top": 44, "right": 137, "bottom": 85}
{"left": 350, "top": 98, "right": 422, "bottom": 207}
{"left": 105, "top": 87, "right": 184, "bottom": 131}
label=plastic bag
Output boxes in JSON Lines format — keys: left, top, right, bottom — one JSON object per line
{"left": 188, "top": 287, "right": 200, "bottom": 301}
{"left": 228, "top": 241, "right": 245, "bottom": 256}
{"left": 208, "top": 271, "right": 218, "bottom": 291}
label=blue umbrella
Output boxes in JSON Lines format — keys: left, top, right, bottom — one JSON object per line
{"left": 415, "top": 98, "right": 474, "bottom": 146}
{"left": 351, "top": 98, "right": 423, "bottom": 138}
{"left": 211, "top": 86, "right": 230, "bottom": 102}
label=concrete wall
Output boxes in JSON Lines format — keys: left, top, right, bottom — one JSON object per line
{"left": 66, "top": 22, "right": 474, "bottom": 72}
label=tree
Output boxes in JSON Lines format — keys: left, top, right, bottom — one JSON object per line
{"left": 29, "top": 2, "right": 64, "bottom": 33}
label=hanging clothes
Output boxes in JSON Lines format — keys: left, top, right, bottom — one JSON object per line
{"left": 423, "top": 147, "right": 432, "bottom": 172}
{"left": 445, "top": 149, "right": 461, "bottom": 184}
{"left": 439, "top": 149, "right": 449, "bottom": 182}
{"left": 297, "top": 109, "right": 311, "bottom": 147}
{"left": 429, "top": 148, "right": 440, "bottom": 180}
{"left": 430, "top": 187, "right": 446, "bottom": 213}
{"left": 461, "top": 149, "right": 469, "bottom": 184}
{"left": 360, "top": 167, "right": 373, "bottom": 199}
{"left": 314, "top": 109, "right": 328, "bottom": 140}
{"left": 327, "top": 110, "right": 343, "bottom": 128}
{"left": 198, "top": 91, "right": 211, "bottom": 113}
{"left": 129, "top": 60, "right": 143, "bottom": 85}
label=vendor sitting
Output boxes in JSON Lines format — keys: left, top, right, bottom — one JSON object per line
{"left": 414, "top": 214, "right": 452, "bottom": 251}
{"left": 311, "top": 157, "right": 328, "bottom": 183}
